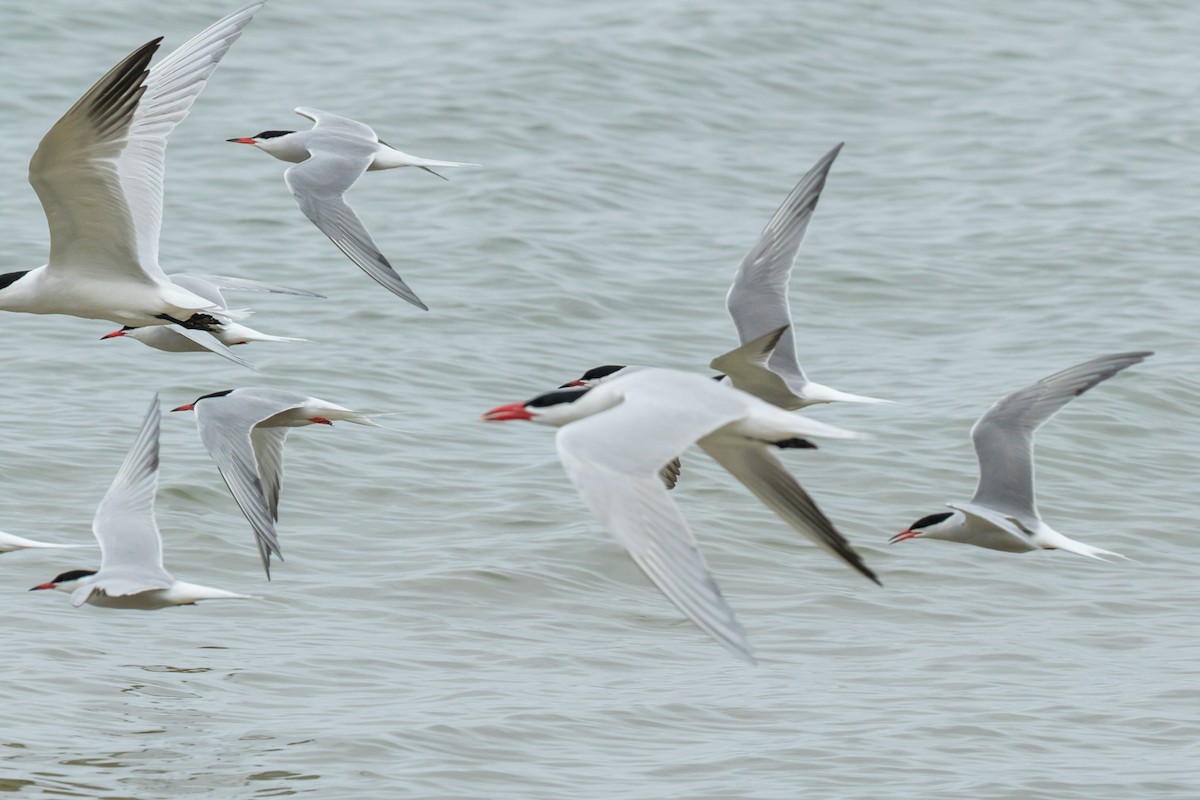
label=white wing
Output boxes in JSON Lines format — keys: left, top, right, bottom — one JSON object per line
{"left": 285, "top": 107, "right": 428, "bottom": 309}
{"left": 725, "top": 144, "right": 843, "bottom": 389}
{"left": 31, "top": 39, "right": 160, "bottom": 280}
{"left": 33, "top": 2, "right": 265, "bottom": 280}
{"left": 194, "top": 390, "right": 309, "bottom": 577}
{"left": 555, "top": 379, "right": 756, "bottom": 663}
{"left": 970, "top": 351, "right": 1152, "bottom": 518}
{"left": 90, "top": 395, "right": 173, "bottom": 597}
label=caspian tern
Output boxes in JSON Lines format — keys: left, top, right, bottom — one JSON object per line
{"left": 1, "top": 532, "right": 91, "bottom": 554}
{"left": 892, "top": 351, "right": 1153, "bottom": 559}
{"left": 562, "top": 146, "right": 887, "bottom": 409}
{"left": 101, "top": 274, "right": 319, "bottom": 365}
{"left": 0, "top": 3, "right": 266, "bottom": 332}
{"left": 482, "top": 367, "right": 879, "bottom": 664}
{"left": 29, "top": 396, "right": 255, "bottom": 608}
{"left": 227, "top": 108, "right": 477, "bottom": 310}
{"left": 171, "top": 387, "right": 384, "bottom": 577}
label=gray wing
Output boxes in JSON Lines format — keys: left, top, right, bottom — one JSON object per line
{"left": 31, "top": 39, "right": 160, "bottom": 279}
{"left": 970, "top": 351, "right": 1153, "bottom": 517}
{"left": 698, "top": 437, "right": 879, "bottom": 585}
{"left": 284, "top": 138, "right": 428, "bottom": 310}
{"left": 35, "top": 2, "right": 265, "bottom": 280}
{"left": 168, "top": 325, "right": 257, "bottom": 370}
{"left": 194, "top": 393, "right": 307, "bottom": 577}
{"left": 555, "top": 379, "right": 755, "bottom": 663}
{"left": 91, "top": 395, "right": 173, "bottom": 596}
{"left": 250, "top": 427, "right": 290, "bottom": 520}
{"left": 295, "top": 106, "right": 378, "bottom": 139}
{"left": 118, "top": 2, "right": 266, "bottom": 269}
{"left": 709, "top": 325, "right": 796, "bottom": 408}
{"left": 725, "top": 144, "right": 843, "bottom": 388}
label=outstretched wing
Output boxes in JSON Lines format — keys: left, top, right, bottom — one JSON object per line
{"left": 555, "top": 373, "right": 756, "bottom": 662}
{"left": 725, "top": 144, "right": 843, "bottom": 389}
{"left": 91, "top": 395, "right": 174, "bottom": 596}
{"left": 970, "top": 351, "right": 1152, "bottom": 517}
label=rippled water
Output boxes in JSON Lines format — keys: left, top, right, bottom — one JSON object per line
{"left": 1, "top": 0, "right": 1197, "bottom": 797}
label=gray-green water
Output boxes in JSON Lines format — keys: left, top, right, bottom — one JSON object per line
{"left": 1, "top": 1, "right": 1197, "bottom": 797}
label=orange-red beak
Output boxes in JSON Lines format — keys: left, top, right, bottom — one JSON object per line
{"left": 889, "top": 530, "right": 918, "bottom": 544}
{"left": 171, "top": 403, "right": 195, "bottom": 412}
{"left": 481, "top": 402, "right": 533, "bottom": 422}
{"left": 226, "top": 137, "right": 257, "bottom": 144}
{"left": 100, "top": 329, "right": 126, "bottom": 340}
{"left": 29, "top": 582, "right": 56, "bottom": 591}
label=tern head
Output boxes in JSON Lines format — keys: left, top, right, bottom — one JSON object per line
{"left": 226, "top": 130, "right": 293, "bottom": 146}
{"left": 30, "top": 568, "right": 97, "bottom": 594}
{"left": 171, "top": 389, "right": 235, "bottom": 413}
{"left": 891, "top": 511, "right": 956, "bottom": 544}
{"left": 481, "top": 386, "right": 598, "bottom": 426}
{"left": 559, "top": 364, "right": 643, "bottom": 389}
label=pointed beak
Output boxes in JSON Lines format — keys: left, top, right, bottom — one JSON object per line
{"left": 171, "top": 403, "right": 195, "bottom": 412}
{"left": 558, "top": 379, "right": 585, "bottom": 388}
{"left": 100, "top": 329, "right": 126, "bottom": 340}
{"left": 889, "top": 530, "right": 918, "bottom": 544}
{"left": 226, "top": 137, "right": 257, "bottom": 144}
{"left": 481, "top": 402, "right": 534, "bottom": 422}
{"left": 29, "top": 582, "right": 56, "bottom": 591}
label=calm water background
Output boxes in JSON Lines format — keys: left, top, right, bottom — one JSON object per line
{"left": 0, "top": 0, "right": 1197, "bottom": 797}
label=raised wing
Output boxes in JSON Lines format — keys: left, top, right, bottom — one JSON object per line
{"left": 699, "top": 437, "right": 878, "bottom": 585}
{"left": 709, "top": 325, "right": 795, "bottom": 408}
{"left": 295, "top": 106, "right": 378, "bottom": 140}
{"left": 118, "top": 2, "right": 266, "bottom": 270}
{"left": 34, "top": 3, "right": 265, "bottom": 280}
{"left": 725, "top": 144, "right": 843, "bottom": 388}
{"left": 90, "top": 395, "right": 173, "bottom": 597}
{"left": 555, "top": 374, "right": 756, "bottom": 662}
{"left": 195, "top": 391, "right": 308, "bottom": 577}
{"left": 31, "top": 38, "right": 160, "bottom": 279}
{"left": 284, "top": 150, "right": 428, "bottom": 310}
{"left": 970, "top": 351, "right": 1152, "bottom": 517}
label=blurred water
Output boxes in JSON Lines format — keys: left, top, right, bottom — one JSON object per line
{"left": 0, "top": 0, "right": 1197, "bottom": 797}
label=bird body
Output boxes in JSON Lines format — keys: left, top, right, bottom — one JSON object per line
{"left": 894, "top": 351, "right": 1152, "bottom": 560}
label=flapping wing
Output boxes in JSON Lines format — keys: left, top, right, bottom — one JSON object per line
{"left": 195, "top": 392, "right": 307, "bottom": 577}
{"left": 250, "top": 427, "right": 289, "bottom": 520}
{"left": 92, "top": 395, "right": 173, "bottom": 595}
{"left": 168, "top": 325, "right": 257, "bottom": 370}
{"left": 34, "top": 3, "right": 265, "bottom": 280}
{"left": 31, "top": 39, "right": 160, "bottom": 279}
{"left": 118, "top": 2, "right": 266, "bottom": 270}
{"left": 725, "top": 144, "right": 843, "bottom": 387}
{"left": 709, "top": 325, "right": 795, "bottom": 408}
{"left": 295, "top": 106, "right": 378, "bottom": 140}
{"left": 699, "top": 437, "right": 879, "bottom": 585}
{"left": 970, "top": 351, "right": 1152, "bottom": 517}
{"left": 555, "top": 376, "right": 756, "bottom": 662}
{"left": 284, "top": 151, "right": 428, "bottom": 310}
